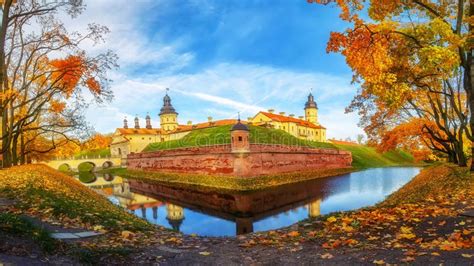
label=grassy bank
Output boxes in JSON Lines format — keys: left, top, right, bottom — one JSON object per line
{"left": 335, "top": 144, "right": 414, "bottom": 168}
{"left": 145, "top": 125, "right": 336, "bottom": 151}
{"left": 381, "top": 163, "right": 473, "bottom": 206}
{"left": 104, "top": 167, "right": 355, "bottom": 192}
{"left": 0, "top": 165, "right": 152, "bottom": 232}
{"left": 0, "top": 212, "right": 55, "bottom": 252}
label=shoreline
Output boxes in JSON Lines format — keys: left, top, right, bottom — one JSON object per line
{"left": 96, "top": 162, "right": 426, "bottom": 193}
{"left": 97, "top": 167, "right": 358, "bottom": 193}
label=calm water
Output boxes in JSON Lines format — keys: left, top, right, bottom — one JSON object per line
{"left": 76, "top": 167, "right": 420, "bottom": 237}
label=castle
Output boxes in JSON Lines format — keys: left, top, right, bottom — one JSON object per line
{"left": 110, "top": 90, "right": 327, "bottom": 159}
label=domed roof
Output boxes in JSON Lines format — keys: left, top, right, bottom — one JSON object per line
{"left": 160, "top": 91, "right": 178, "bottom": 115}
{"left": 305, "top": 92, "right": 318, "bottom": 109}
{"left": 231, "top": 119, "right": 249, "bottom": 131}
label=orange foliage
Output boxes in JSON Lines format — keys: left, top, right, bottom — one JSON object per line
{"left": 50, "top": 55, "right": 85, "bottom": 97}
{"left": 49, "top": 55, "right": 103, "bottom": 97}
{"left": 82, "top": 133, "right": 112, "bottom": 151}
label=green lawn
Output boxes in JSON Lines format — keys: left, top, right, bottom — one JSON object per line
{"left": 145, "top": 125, "right": 336, "bottom": 151}
{"left": 335, "top": 144, "right": 414, "bottom": 168}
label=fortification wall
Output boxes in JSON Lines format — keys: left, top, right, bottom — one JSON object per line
{"left": 127, "top": 144, "right": 352, "bottom": 177}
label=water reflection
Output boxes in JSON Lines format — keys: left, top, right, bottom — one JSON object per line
{"left": 76, "top": 167, "right": 420, "bottom": 237}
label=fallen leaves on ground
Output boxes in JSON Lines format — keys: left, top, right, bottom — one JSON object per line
{"left": 237, "top": 164, "right": 474, "bottom": 264}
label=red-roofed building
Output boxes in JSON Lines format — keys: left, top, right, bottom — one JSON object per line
{"left": 249, "top": 93, "right": 327, "bottom": 142}
{"left": 110, "top": 92, "right": 328, "bottom": 159}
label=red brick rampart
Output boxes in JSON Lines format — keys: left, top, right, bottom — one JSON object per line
{"left": 127, "top": 144, "right": 352, "bottom": 177}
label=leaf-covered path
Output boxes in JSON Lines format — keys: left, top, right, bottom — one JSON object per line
{"left": 1, "top": 164, "right": 473, "bottom": 265}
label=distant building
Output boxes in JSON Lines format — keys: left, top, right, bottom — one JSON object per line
{"left": 110, "top": 90, "right": 327, "bottom": 159}
{"left": 249, "top": 93, "right": 327, "bottom": 142}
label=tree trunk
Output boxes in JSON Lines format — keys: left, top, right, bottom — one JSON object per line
{"left": 0, "top": 1, "right": 12, "bottom": 168}
{"left": 468, "top": 1, "right": 474, "bottom": 171}
{"left": 456, "top": 142, "right": 467, "bottom": 166}
{"left": 20, "top": 133, "right": 25, "bottom": 165}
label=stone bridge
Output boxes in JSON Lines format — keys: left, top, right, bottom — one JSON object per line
{"left": 44, "top": 157, "right": 123, "bottom": 171}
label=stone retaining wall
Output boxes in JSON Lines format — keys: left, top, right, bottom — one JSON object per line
{"left": 127, "top": 144, "right": 352, "bottom": 177}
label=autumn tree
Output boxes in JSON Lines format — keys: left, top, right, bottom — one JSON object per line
{"left": 310, "top": 0, "right": 474, "bottom": 168}
{"left": 0, "top": 1, "right": 116, "bottom": 167}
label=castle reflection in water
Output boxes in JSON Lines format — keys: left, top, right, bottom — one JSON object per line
{"left": 76, "top": 172, "right": 322, "bottom": 235}
{"left": 76, "top": 167, "right": 419, "bottom": 236}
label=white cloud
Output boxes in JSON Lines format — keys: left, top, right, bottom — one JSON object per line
{"left": 58, "top": 0, "right": 365, "bottom": 140}
{"left": 85, "top": 62, "right": 364, "bottom": 140}
{"left": 60, "top": 0, "right": 194, "bottom": 71}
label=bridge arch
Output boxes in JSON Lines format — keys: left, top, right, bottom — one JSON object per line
{"left": 78, "top": 161, "right": 96, "bottom": 172}
{"left": 102, "top": 161, "right": 114, "bottom": 169}
{"left": 103, "top": 173, "right": 115, "bottom": 182}
{"left": 58, "top": 163, "right": 71, "bottom": 172}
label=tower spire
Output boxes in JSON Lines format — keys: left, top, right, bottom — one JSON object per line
{"left": 123, "top": 116, "right": 128, "bottom": 129}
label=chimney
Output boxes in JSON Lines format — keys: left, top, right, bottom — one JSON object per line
{"left": 289, "top": 114, "right": 295, "bottom": 117}
{"left": 268, "top": 109, "right": 275, "bottom": 113}
{"left": 187, "top": 120, "right": 192, "bottom": 125}
{"left": 123, "top": 117, "right": 128, "bottom": 129}
{"left": 298, "top": 116, "right": 304, "bottom": 119}
{"left": 279, "top": 112, "right": 286, "bottom": 116}
{"left": 134, "top": 116, "right": 140, "bottom": 129}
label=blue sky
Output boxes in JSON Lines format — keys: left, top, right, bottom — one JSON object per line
{"left": 65, "top": 0, "right": 364, "bottom": 139}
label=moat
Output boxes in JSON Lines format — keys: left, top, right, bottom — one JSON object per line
{"left": 76, "top": 167, "right": 420, "bottom": 237}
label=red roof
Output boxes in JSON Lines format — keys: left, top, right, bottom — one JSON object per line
{"left": 116, "top": 119, "right": 244, "bottom": 136}
{"left": 258, "top": 112, "right": 326, "bottom": 129}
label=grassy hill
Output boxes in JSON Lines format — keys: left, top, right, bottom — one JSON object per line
{"left": 335, "top": 144, "right": 414, "bottom": 168}
{"left": 144, "top": 125, "right": 337, "bottom": 151}
{"left": 144, "top": 125, "right": 414, "bottom": 168}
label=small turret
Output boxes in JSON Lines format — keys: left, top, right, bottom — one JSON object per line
{"left": 134, "top": 116, "right": 140, "bottom": 129}
{"left": 123, "top": 117, "right": 128, "bottom": 129}
{"left": 145, "top": 113, "right": 152, "bottom": 129}
{"left": 231, "top": 114, "right": 250, "bottom": 153}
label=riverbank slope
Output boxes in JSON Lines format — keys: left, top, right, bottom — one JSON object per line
{"left": 1, "top": 163, "right": 471, "bottom": 265}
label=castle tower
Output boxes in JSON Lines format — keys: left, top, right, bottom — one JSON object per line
{"left": 166, "top": 204, "right": 184, "bottom": 231}
{"left": 134, "top": 116, "right": 140, "bottom": 129}
{"left": 159, "top": 89, "right": 178, "bottom": 131}
{"left": 145, "top": 113, "right": 152, "bottom": 129}
{"left": 123, "top": 117, "right": 128, "bottom": 129}
{"left": 304, "top": 92, "right": 318, "bottom": 125}
{"left": 230, "top": 116, "right": 250, "bottom": 153}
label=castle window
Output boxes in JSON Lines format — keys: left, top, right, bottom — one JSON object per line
{"left": 142, "top": 137, "right": 144, "bottom": 140}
